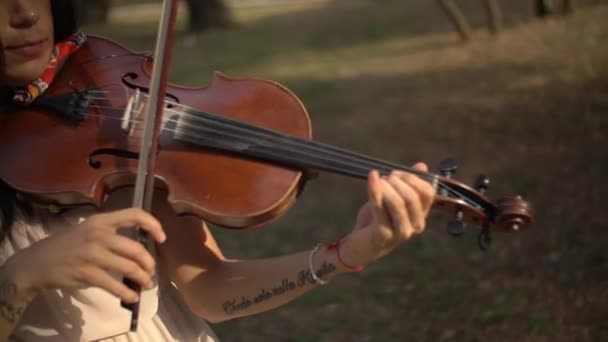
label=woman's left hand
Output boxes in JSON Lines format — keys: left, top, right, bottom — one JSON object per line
{"left": 338, "top": 163, "right": 436, "bottom": 270}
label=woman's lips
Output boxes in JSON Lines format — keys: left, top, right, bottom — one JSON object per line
{"left": 5, "top": 38, "right": 48, "bottom": 58}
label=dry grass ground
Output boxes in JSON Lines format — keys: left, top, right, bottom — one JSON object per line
{"left": 88, "top": 0, "right": 608, "bottom": 340}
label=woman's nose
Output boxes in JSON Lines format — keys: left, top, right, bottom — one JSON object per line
{"left": 10, "top": 3, "right": 40, "bottom": 29}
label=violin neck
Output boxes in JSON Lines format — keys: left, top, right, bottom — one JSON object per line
{"left": 171, "top": 106, "right": 433, "bottom": 184}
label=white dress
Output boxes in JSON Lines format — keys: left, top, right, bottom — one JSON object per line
{"left": 0, "top": 207, "right": 220, "bottom": 342}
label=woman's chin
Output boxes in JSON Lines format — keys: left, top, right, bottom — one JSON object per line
{"left": 1, "top": 51, "right": 52, "bottom": 87}
{"left": 0, "top": 66, "right": 47, "bottom": 87}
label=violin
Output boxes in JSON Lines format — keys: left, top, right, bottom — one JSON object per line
{"left": 0, "top": 34, "right": 533, "bottom": 234}
{"left": 0, "top": 1, "right": 533, "bottom": 331}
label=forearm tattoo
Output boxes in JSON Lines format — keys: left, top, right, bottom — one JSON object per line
{"left": 222, "top": 260, "right": 336, "bottom": 315}
{"left": 0, "top": 280, "right": 26, "bottom": 325}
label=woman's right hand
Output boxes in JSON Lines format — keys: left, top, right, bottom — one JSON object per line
{"left": 11, "top": 208, "right": 166, "bottom": 303}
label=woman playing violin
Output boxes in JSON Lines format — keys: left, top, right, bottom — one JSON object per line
{"left": 0, "top": 0, "right": 436, "bottom": 340}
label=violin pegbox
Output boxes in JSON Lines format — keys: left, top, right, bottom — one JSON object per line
{"left": 434, "top": 158, "right": 534, "bottom": 250}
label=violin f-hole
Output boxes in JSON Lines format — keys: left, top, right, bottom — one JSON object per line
{"left": 88, "top": 148, "right": 140, "bottom": 168}
{"left": 121, "top": 72, "right": 179, "bottom": 108}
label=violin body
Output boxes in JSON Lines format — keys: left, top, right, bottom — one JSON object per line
{"left": 0, "top": 36, "right": 313, "bottom": 229}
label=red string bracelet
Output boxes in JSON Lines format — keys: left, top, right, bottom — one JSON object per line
{"left": 325, "top": 239, "right": 364, "bottom": 272}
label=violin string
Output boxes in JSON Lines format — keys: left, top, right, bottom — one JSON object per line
{"left": 86, "top": 89, "right": 429, "bottom": 178}
{"left": 169, "top": 110, "right": 480, "bottom": 209}
{"left": 86, "top": 91, "right": 112, "bottom": 94}
{"left": 81, "top": 113, "right": 467, "bottom": 206}
{"left": 82, "top": 99, "right": 477, "bottom": 207}
{"left": 149, "top": 100, "right": 482, "bottom": 206}
{"left": 82, "top": 96, "right": 471, "bottom": 201}
{"left": 83, "top": 104, "right": 443, "bottom": 185}
{"left": 82, "top": 91, "right": 414, "bottom": 176}
{"left": 84, "top": 101, "right": 436, "bottom": 181}
{"left": 168, "top": 105, "right": 428, "bottom": 177}
{"left": 77, "top": 53, "right": 152, "bottom": 69}
{"left": 88, "top": 108, "right": 480, "bottom": 210}
{"left": 81, "top": 97, "right": 480, "bottom": 209}
{"left": 84, "top": 96, "right": 111, "bottom": 101}
{"left": 169, "top": 108, "right": 481, "bottom": 209}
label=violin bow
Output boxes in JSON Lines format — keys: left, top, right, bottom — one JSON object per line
{"left": 120, "top": 0, "right": 180, "bottom": 332}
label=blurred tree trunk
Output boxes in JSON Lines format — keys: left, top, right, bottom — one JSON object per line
{"left": 186, "top": 0, "right": 234, "bottom": 32}
{"left": 438, "top": 0, "right": 472, "bottom": 41}
{"left": 483, "top": 0, "right": 502, "bottom": 34}
{"left": 536, "top": 0, "right": 577, "bottom": 17}
{"left": 535, "top": 0, "right": 552, "bottom": 17}
{"left": 563, "top": 0, "right": 577, "bottom": 13}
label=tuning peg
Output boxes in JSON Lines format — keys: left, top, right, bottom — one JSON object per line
{"left": 438, "top": 158, "right": 458, "bottom": 196}
{"left": 477, "top": 225, "right": 492, "bottom": 251}
{"left": 439, "top": 157, "right": 458, "bottom": 178}
{"left": 474, "top": 174, "right": 490, "bottom": 193}
{"left": 447, "top": 210, "right": 466, "bottom": 236}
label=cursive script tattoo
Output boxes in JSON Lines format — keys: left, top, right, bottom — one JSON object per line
{"left": 221, "top": 261, "right": 336, "bottom": 315}
{"left": 297, "top": 260, "right": 336, "bottom": 287}
{"left": 0, "top": 281, "right": 25, "bottom": 324}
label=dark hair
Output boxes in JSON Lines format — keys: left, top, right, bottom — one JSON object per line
{"left": 0, "top": 180, "right": 19, "bottom": 242}
{"left": 0, "top": 0, "right": 78, "bottom": 239}
{"left": 52, "top": 0, "right": 79, "bottom": 42}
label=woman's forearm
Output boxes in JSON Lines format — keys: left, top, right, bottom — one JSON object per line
{"left": 179, "top": 246, "right": 352, "bottom": 323}
{"left": 0, "top": 255, "right": 37, "bottom": 339}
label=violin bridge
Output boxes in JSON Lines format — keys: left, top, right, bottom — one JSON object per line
{"left": 122, "top": 89, "right": 145, "bottom": 135}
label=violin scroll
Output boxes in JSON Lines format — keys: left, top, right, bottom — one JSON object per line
{"left": 432, "top": 159, "right": 534, "bottom": 246}
{"left": 494, "top": 196, "right": 534, "bottom": 232}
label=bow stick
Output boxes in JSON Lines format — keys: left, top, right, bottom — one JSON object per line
{"left": 120, "top": 0, "right": 180, "bottom": 332}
